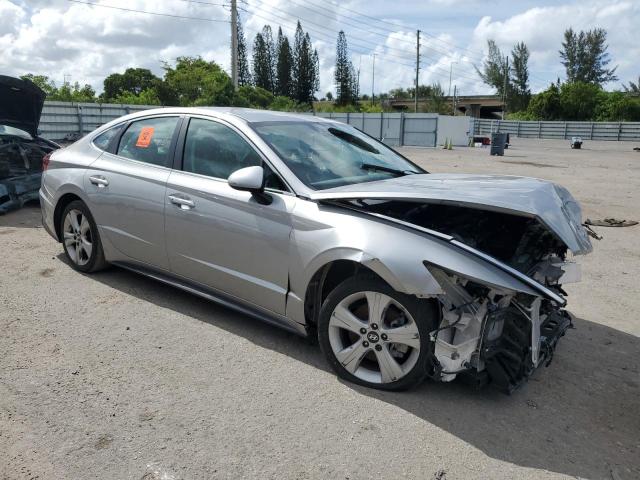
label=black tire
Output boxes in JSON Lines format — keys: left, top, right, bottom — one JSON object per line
{"left": 60, "top": 200, "right": 108, "bottom": 273}
{"left": 318, "top": 275, "right": 439, "bottom": 391}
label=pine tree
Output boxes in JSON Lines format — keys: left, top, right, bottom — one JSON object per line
{"left": 510, "top": 42, "right": 531, "bottom": 111}
{"left": 559, "top": 28, "right": 617, "bottom": 85}
{"left": 237, "top": 15, "right": 252, "bottom": 86}
{"left": 292, "top": 22, "right": 319, "bottom": 104}
{"left": 275, "top": 27, "right": 293, "bottom": 97}
{"left": 335, "top": 31, "right": 356, "bottom": 105}
{"left": 253, "top": 32, "right": 272, "bottom": 91}
{"left": 560, "top": 28, "right": 582, "bottom": 84}
{"left": 313, "top": 49, "right": 320, "bottom": 96}
{"left": 623, "top": 76, "right": 640, "bottom": 95}
{"left": 475, "top": 40, "right": 509, "bottom": 97}
{"left": 261, "top": 25, "right": 276, "bottom": 93}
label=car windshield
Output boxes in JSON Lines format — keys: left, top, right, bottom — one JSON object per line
{"left": 252, "top": 121, "right": 424, "bottom": 190}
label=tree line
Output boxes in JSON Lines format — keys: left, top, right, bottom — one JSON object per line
{"left": 476, "top": 27, "right": 640, "bottom": 121}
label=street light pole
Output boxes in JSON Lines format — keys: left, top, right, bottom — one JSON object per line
{"left": 414, "top": 30, "right": 420, "bottom": 113}
{"left": 371, "top": 53, "right": 376, "bottom": 106}
{"left": 448, "top": 61, "right": 457, "bottom": 96}
{"left": 231, "top": 0, "right": 238, "bottom": 89}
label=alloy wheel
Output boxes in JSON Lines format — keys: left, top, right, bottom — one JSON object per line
{"left": 63, "top": 209, "right": 93, "bottom": 266}
{"left": 328, "top": 291, "right": 421, "bottom": 384}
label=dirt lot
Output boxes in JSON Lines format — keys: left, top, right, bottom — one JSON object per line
{"left": 1, "top": 138, "right": 639, "bottom": 480}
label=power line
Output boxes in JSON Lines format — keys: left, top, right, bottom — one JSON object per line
{"left": 66, "top": 0, "right": 230, "bottom": 22}
{"left": 172, "top": 0, "right": 536, "bottom": 86}
{"left": 176, "top": 0, "right": 228, "bottom": 7}
{"left": 245, "top": 0, "right": 489, "bottom": 81}
{"left": 240, "top": 4, "right": 481, "bottom": 84}
{"left": 266, "top": 0, "right": 416, "bottom": 45}
{"left": 245, "top": 0, "right": 416, "bottom": 60}
{"left": 239, "top": 5, "right": 416, "bottom": 68}
{"left": 285, "top": 0, "right": 553, "bottom": 85}
{"left": 301, "top": 0, "right": 488, "bottom": 58}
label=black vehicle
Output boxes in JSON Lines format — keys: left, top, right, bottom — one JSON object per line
{"left": 0, "top": 75, "right": 59, "bottom": 213}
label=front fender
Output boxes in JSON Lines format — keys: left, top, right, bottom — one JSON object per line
{"left": 286, "top": 200, "right": 547, "bottom": 325}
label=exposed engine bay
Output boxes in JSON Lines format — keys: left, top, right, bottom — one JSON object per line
{"left": 337, "top": 198, "right": 583, "bottom": 392}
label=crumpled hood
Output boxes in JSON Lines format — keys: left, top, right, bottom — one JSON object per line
{"left": 0, "top": 75, "right": 46, "bottom": 138}
{"left": 310, "top": 173, "right": 593, "bottom": 255}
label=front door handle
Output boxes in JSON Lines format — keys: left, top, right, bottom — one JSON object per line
{"left": 168, "top": 194, "right": 195, "bottom": 210}
{"left": 89, "top": 175, "right": 109, "bottom": 187}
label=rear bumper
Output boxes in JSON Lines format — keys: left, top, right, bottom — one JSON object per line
{"left": 39, "top": 188, "right": 58, "bottom": 241}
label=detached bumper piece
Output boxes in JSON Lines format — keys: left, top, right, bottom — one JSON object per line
{"left": 0, "top": 174, "right": 41, "bottom": 214}
{"left": 538, "top": 309, "right": 572, "bottom": 367}
{"left": 480, "top": 306, "right": 572, "bottom": 394}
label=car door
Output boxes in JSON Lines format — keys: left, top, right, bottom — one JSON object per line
{"left": 164, "top": 116, "right": 294, "bottom": 315}
{"left": 85, "top": 115, "right": 181, "bottom": 270}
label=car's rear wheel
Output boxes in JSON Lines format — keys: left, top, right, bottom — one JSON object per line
{"left": 60, "top": 200, "right": 107, "bottom": 273}
{"left": 318, "top": 275, "right": 439, "bottom": 391}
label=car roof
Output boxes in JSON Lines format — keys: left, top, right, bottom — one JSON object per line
{"left": 203, "top": 107, "right": 321, "bottom": 124}
{"left": 121, "top": 107, "right": 329, "bottom": 125}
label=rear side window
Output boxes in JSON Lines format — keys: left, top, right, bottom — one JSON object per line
{"left": 117, "top": 117, "right": 179, "bottom": 166}
{"left": 92, "top": 124, "right": 123, "bottom": 152}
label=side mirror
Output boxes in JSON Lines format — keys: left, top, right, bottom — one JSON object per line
{"left": 228, "top": 166, "right": 271, "bottom": 204}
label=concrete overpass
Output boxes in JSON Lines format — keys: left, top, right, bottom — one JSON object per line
{"left": 384, "top": 95, "right": 504, "bottom": 118}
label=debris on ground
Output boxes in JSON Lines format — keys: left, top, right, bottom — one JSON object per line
{"left": 585, "top": 218, "right": 639, "bottom": 227}
{"left": 432, "top": 469, "right": 447, "bottom": 480}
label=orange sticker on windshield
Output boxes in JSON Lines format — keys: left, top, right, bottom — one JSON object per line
{"left": 136, "top": 127, "right": 154, "bottom": 148}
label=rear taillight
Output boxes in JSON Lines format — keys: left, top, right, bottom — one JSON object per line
{"left": 42, "top": 152, "right": 52, "bottom": 171}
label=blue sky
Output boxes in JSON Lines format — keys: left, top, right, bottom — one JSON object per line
{"left": 1, "top": 0, "right": 638, "bottom": 97}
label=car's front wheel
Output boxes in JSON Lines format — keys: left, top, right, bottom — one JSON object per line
{"left": 60, "top": 200, "right": 108, "bottom": 273}
{"left": 318, "top": 275, "right": 439, "bottom": 391}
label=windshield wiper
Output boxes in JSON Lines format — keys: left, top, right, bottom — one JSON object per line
{"left": 361, "top": 163, "right": 417, "bottom": 177}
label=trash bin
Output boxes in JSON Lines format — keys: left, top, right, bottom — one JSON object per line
{"left": 490, "top": 133, "right": 507, "bottom": 156}
{"left": 570, "top": 136, "right": 583, "bottom": 149}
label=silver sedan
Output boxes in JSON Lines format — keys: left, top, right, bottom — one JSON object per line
{"left": 40, "top": 108, "right": 592, "bottom": 392}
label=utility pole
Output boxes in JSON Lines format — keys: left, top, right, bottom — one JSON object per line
{"left": 501, "top": 55, "right": 509, "bottom": 120}
{"left": 231, "top": 0, "right": 238, "bottom": 89}
{"left": 357, "top": 55, "right": 362, "bottom": 101}
{"left": 414, "top": 29, "right": 420, "bottom": 113}
{"left": 371, "top": 53, "right": 376, "bottom": 106}
{"left": 447, "top": 61, "right": 457, "bottom": 96}
{"left": 452, "top": 85, "right": 457, "bottom": 115}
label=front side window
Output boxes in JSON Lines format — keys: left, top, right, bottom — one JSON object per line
{"left": 253, "top": 121, "right": 424, "bottom": 190}
{"left": 183, "top": 118, "right": 285, "bottom": 190}
{"left": 117, "top": 117, "right": 179, "bottom": 166}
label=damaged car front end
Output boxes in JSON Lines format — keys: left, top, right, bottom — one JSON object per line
{"left": 311, "top": 172, "right": 593, "bottom": 392}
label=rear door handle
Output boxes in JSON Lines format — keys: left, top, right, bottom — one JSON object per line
{"left": 89, "top": 175, "right": 109, "bottom": 187}
{"left": 168, "top": 194, "right": 195, "bottom": 210}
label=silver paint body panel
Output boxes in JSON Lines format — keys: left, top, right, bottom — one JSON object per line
{"left": 40, "top": 107, "right": 591, "bottom": 333}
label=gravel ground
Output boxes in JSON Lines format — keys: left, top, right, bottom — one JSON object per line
{"left": 1, "top": 137, "right": 639, "bottom": 480}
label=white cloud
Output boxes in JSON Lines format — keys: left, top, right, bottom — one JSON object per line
{"left": 0, "top": 0, "right": 638, "bottom": 98}
{"left": 472, "top": 0, "right": 640, "bottom": 91}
